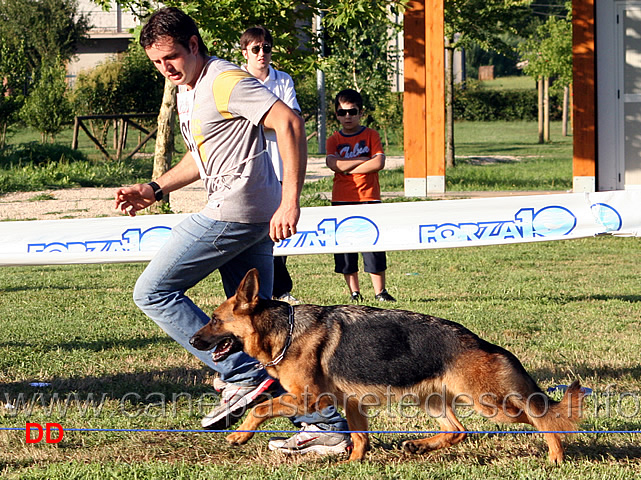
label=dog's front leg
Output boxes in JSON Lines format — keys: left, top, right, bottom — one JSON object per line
{"left": 344, "top": 398, "right": 370, "bottom": 461}
{"left": 226, "top": 394, "right": 299, "bottom": 446}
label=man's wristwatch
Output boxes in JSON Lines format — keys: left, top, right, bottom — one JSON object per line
{"left": 147, "top": 181, "right": 164, "bottom": 202}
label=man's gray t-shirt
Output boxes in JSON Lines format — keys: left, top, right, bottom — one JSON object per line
{"left": 178, "top": 57, "right": 281, "bottom": 223}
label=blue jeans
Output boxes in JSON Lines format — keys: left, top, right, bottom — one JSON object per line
{"left": 133, "top": 213, "right": 347, "bottom": 430}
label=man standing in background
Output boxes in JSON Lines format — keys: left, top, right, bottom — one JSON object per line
{"left": 240, "top": 25, "right": 302, "bottom": 305}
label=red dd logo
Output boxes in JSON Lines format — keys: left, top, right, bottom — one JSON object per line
{"left": 25, "top": 423, "right": 64, "bottom": 444}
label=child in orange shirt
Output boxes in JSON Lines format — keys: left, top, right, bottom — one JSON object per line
{"left": 325, "top": 89, "right": 396, "bottom": 302}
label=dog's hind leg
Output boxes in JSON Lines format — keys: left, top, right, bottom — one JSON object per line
{"left": 452, "top": 351, "right": 584, "bottom": 464}
{"left": 402, "top": 401, "right": 467, "bottom": 455}
{"left": 344, "top": 398, "right": 370, "bottom": 461}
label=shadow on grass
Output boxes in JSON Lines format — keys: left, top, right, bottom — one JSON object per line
{"left": 414, "top": 293, "right": 641, "bottom": 305}
{"left": 372, "top": 431, "right": 641, "bottom": 464}
{"left": 0, "top": 366, "right": 215, "bottom": 403}
{"left": 0, "top": 335, "right": 173, "bottom": 353}
{"left": 567, "top": 439, "right": 641, "bottom": 462}
{"left": 532, "top": 364, "right": 641, "bottom": 384}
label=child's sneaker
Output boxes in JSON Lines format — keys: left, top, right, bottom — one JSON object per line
{"left": 375, "top": 289, "right": 396, "bottom": 302}
{"left": 350, "top": 291, "right": 363, "bottom": 302}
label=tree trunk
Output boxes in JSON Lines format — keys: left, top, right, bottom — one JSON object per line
{"left": 569, "top": 83, "right": 574, "bottom": 132}
{"left": 151, "top": 78, "right": 176, "bottom": 210}
{"left": 445, "top": 40, "right": 455, "bottom": 168}
{"left": 562, "top": 85, "right": 569, "bottom": 136}
{"left": 543, "top": 76, "right": 550, "bottom": 142}
{"left": 537, "top": 78, "right": 544, "bottom": 144}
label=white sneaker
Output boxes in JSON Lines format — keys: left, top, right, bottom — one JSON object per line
{"left": 201, "top": 377, "right": 276, "bottom": 430}
{"left": 268, "top": 423, "right": 352, "bottom": 455}
{"left": 274, "top": 292, "right": 301, "bottom": 305}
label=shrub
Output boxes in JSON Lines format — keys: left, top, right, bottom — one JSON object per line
{"left": 0, "top": 142, "right": 151, "bottom": 193}
{"left": 19, "top": 62, "right": 73, "bottom": 142}
{"left": 72, "top": 43, "right": 163, "bottom": 116}
{"left": 453, "top": 85, "right": 563, "bottom": 121}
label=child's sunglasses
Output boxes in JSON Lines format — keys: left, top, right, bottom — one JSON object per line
{"left": 336, "top": 108, "right": 359, "bottom": 117}
{"left": 250, "top": 44, "right": 272, "bottom": 54}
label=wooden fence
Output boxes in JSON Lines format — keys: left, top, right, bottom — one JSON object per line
{"left": 71, "top": 113, "right": 158, "bottom": 160}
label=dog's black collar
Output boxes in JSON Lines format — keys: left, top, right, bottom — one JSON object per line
{"left": 258, "top": 304, "right": 294, "bottom": 369}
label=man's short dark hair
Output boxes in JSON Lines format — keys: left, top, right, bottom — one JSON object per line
{"left": 240, "top": 26, "right": 274, "bottom": 50}
{"left": 140, "top": 7, "right": 208, "bottom": 56}
{"left": 334, "top": 89, "right": 363, "bottom": 111}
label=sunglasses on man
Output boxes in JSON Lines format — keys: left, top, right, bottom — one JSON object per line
{"left": 250, "top": 44, "right": 272, "bottom": 55}
{"left": 336, "top": 108, "right": 360, "bottom": 117}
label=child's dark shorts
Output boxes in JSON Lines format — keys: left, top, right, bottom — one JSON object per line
{"left": 333, "top": 251, "right": 387, "bottom": 275}
{"left": 331, "top": 200, "right": 387, "bottom": 274}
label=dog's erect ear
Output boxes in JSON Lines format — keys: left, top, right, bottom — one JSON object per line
{"left": 234, "top": 268, "right": 261, "bottom": 313}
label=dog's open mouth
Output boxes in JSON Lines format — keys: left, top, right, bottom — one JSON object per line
{"left": 211, "top": 337, "right": 237, "bottom": 362}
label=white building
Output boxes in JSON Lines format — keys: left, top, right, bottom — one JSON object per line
{"left": 67, "top": 0, "right": 140, "bottom": 84}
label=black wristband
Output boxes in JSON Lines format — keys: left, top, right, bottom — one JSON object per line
{"left": 147, "top": 181, "right": 164, "bottom": 202}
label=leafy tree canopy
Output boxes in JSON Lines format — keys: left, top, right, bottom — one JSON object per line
{"left": 0, "top": 0, "right": 90, "bottom": 90}
{"left": 444, "top": 0, "right": 532, "bottom": 55}
{"left": 92, "top": 0, "right": 405, "bottom": 77}
{"left": 518, "top": 1, "right": 572, "bottom": 85}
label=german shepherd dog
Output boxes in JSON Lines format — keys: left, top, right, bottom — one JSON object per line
{"left": 190, "top": 269, "right": 584, "bottom": 463}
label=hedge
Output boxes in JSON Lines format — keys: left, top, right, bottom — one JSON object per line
{"left": 453, "top": 87, "right": 564, "bottom": 122}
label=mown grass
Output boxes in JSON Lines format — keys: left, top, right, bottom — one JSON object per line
{"left": 478, "top": 76, "right": 536, "bottom": 91}
{"left": 1, "top": 236, "right": 640, "bottom": 478}
{"left": 1, "top": 120, "right": 571, "bottom": 196}
{"left": 448, "top": 120, "right": 572, "bottom": 191}
{"left": 2, "top": 116, "right": 626, "bottom": 479}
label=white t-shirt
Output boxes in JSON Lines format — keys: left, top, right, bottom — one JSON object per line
{"left": 242, "top": 64, "right": 300, "bottom": 181}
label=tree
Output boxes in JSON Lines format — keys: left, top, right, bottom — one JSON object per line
{"left": 321, "top": 13, "right": 403, "bottom": 143}
{"left": 20, "top": 61, "right": 73, "bottom": 143}
{"left": 0, "top": 0, "right": 89, "bottom": 93}
{"left": 92, "top": 0, "right": 404, "bottom": 186}
{"left": 0, "top": 40, "right": 27, "bottom": 147}
{"left": 518, "top": 3, "right": 572, "bottom": 142}
{"left": 444, "top": 0, "right": 531, "bottom": 167}
{"left": 0, "top": 0, "right": 88, "bottom": 145}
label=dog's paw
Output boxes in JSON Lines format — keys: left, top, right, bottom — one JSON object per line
{"left": 402, "top": 440, "right": 428, "bottom": 455}
{"left": 345, "top": 450, "right": 366, "bottom": 462}
{"left": 548, "top": 451, "right": 564, "bottom": 465}
{"left": 226, "top": 431, "right": 253, "bottom": 445}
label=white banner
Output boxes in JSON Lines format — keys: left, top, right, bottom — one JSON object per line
{"left": 1, "top": 191, "right": 640, "bottom": 267}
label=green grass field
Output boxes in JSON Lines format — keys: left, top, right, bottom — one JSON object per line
{"left": 1, "top": 235, "right": 640, "bottom": 478}
{"left": 3, "top": 117, "right": 637, "bottom": 478}
{"left": 478, "top": 76, "right": 536, "bottom": 91}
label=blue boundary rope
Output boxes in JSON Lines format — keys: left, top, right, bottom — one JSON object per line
{"left": 4, "top": 427, "right": 640, "bottom": 434}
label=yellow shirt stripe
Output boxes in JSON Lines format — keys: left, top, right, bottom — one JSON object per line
{"left": 213, "top": 70, "right": 252, "bottom": 119}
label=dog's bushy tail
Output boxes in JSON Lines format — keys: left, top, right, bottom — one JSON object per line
{"left": 535, "top": 380, "right": 584, "bottom": 432}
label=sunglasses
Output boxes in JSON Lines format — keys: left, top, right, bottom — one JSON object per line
{"left": 336, "top": 108, "right": 359, "bottom": 117}
{"left": 250, "top": 44, "right": 272, "bottom": 55}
